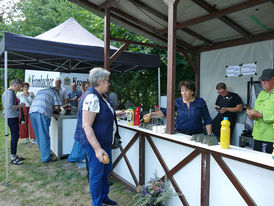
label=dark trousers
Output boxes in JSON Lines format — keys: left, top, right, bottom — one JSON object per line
{"left": 8, "top": 118, "right": 20, "bottom": 155}
{"left": 254, "top": 140, "right": 273, "bottom": 154}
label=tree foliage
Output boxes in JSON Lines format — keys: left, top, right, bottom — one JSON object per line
{"left": 0, "top": 0, "right": 195, "bottom": 111}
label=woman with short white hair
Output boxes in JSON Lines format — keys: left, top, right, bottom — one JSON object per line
{"left": 74, "top": 67, "right": 117, "bottom": 206}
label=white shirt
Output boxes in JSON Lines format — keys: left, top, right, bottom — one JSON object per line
{"left": 59, "top": 87, "right": 69, "bottom": 104}
{"left": 17, "top": 92, "right": 35, "bottom": 107}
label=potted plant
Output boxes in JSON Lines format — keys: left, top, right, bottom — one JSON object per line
{"left": 133, "top": 173, "right": 174, "bottom": 206}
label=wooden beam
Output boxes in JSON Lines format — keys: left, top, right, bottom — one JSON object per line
{"left": 139, "top": 134, "right": 145, "bottom": 186}
{"left": 128, "top": 0, "right": 168, "bottom": 22}
{"left": 68, "top": 0, "right": 195, "bottom": 53}
{"left": 200, "top": 31, "right": 274, "bottom": 52}
{"left": 128, "top": 0, "right": 211, "bottom": 45}
{"left": 104, "top": 7, "right": 110, "bottom": 71}
{"left": 164, "top": 0, "right": 179, "bottom": 134}
{"left": 99, "top": 0, "right": 119, "bottom": 9}
{"left": 191, "top": 0, "right": 251, "bottom": 37}
{"left": 109, "top": 42, "right": 130, "bottom": 65}
{"left": 110, "top": 37, "right": 167, "bottom": 50}
{"left": 212, "top": 154, "right": 256, "bottom": 205}
{"left": 195, "top": 53, "right": 200, "bottom": 96}
{"left": 111, "top": 7, "right": 160, "bottom": 34}
{"left": 146, "top": 135, "right": 189, "bottom": 206}
{"left": 182, "top": 28, "right": 212, "bottom": 45}
{"left": 200, "top": 152, "right": 210, "bottom": 206}
{"left": 177, "top": 48, "right": 197, "bottom": 72}
{"left": 159, "top": 0, "right": 268, "bottom": 33}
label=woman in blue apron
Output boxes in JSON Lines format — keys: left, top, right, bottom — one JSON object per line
{"left": 75, "top": 67, "right": 117, "bottom": 206}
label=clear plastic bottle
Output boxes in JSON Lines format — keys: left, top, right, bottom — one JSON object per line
{"left": 220, "top": 117, "right": 230, "bottom": 149}
{"left": 127, "top": 107, "right": 134, "bottom": 126}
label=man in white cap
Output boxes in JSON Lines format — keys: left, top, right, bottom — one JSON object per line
{"left": 247, "top": 68, "right": 274, "bottom": 153}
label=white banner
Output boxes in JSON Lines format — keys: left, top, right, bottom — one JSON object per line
{"left": 25, "top": 70, "right": 89, "bottom": 94}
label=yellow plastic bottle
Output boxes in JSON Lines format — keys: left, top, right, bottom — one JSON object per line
{"left": 127, "top": 107, "right": 134, "bottom": 126}
{"left": 220, "top": 117, "right": 230, "bottom": 149}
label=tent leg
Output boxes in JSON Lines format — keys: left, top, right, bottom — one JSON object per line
{"left": 4, "top": 51, "right": 9, "bottom": 186}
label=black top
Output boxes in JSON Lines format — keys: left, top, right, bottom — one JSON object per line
{"left": 215, "top": 92, "right": 242, "bottom": 124}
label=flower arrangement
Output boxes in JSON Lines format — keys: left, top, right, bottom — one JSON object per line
{"left": 133, "top": 173, "right": 174, "bottom": 206}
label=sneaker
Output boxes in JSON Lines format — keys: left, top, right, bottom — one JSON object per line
{"left": 32, "top": 139, "right": 37, "bottom": 144}
{"left": 24, "top": 138, "right": 29, "bottom": 144}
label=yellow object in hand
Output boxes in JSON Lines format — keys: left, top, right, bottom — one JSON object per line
{"left": 103, "top": 155, "right": 110, "bottom": 164}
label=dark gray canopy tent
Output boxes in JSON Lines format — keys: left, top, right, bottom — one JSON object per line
{"left": 0, "top": 18, "right": 161, "bottom": 185}
{"left": 0, "top": 33, "right": 160, "bottom": 73}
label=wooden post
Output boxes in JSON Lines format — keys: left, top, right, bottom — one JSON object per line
{"left": 195, "top": 52, "right": 200, "bottom": 96}
{"left": 104, "top": 6, "right": 110, "bottom": 71}
{"left": 139, "top": 134, "right": 145, "bottom": 186}
{"left": 163, "top": 0, "right": 179, "bottom": 134}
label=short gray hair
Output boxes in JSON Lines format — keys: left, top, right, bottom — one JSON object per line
{"left": 89, "top": 67, "right": 110, "bottom": 87}
{"left": 10, "top": 79, "right": 23, "bottom": 87}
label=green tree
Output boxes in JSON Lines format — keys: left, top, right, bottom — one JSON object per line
{"left": 0, "top": 0, "right": 195, "bottom": 110}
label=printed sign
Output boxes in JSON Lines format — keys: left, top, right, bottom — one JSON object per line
{"left": 241, "top": 63, "right": 256, "bottom": 75}
{"left": 226, "top": 65, "right": 241, "bottom": 77}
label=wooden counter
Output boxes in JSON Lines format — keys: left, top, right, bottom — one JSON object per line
{"left": 112, "top": 120, "right": 274, "bottom": 206}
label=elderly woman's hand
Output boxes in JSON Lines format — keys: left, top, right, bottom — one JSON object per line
{"left": 95, "top": 148, "right": 108, "bottom": 164}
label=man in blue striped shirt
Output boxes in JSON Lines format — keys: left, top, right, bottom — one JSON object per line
{"left": 29, "top": 86, "right": 61, "bottom": 163}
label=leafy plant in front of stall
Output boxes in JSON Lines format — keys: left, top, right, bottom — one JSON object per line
{"left": 133, "top": 172, "right": 174, "bottom": 206}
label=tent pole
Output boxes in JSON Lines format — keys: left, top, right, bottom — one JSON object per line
{"left": 4, "top": 51, "right": 9, "bottom": 186}
{"left": 158, "top": 67, "right": 161, "bottom": 107}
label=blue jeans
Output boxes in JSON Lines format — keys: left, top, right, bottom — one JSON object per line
{"left": 8, "top": 118, "right": 20, "bottom": 156}
{"left": 67, "top": 140, "right": 85, "bottom": 162}
{"left": 84, "top": 144, "right": 112, "bottom": 206}
{"left": 30, "top": 113, "right": 51, "bottom": 162}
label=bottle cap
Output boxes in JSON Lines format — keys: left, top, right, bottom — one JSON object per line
{"left": 224, "top": 117, "right": 228, "bottom": 120}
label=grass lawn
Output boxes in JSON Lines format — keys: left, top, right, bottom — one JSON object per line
{"left": 0, "top": 115, "right": 135, "bottom": 206}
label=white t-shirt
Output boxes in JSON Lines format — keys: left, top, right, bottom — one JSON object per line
{"left": 17, "top": 92, "right": 35, "bottom": 107}
{"left": 59, "top": 87, "right": 69, "bottom": 104}
{"left": 83, "top": 94, "right": 116, "bottom": 139}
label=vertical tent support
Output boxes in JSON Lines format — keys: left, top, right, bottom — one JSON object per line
{"left": 158, "top": 67, "right": 161, "bottom": 107}
{"left": 4, "top": 51, "right": 9, "bottom": 186}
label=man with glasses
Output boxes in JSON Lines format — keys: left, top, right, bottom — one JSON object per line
{"left": 247, "top": 69, "right": 274, "bottom": 153}
{"left": 212, "top": 82, "right": 243, "bottom": 141}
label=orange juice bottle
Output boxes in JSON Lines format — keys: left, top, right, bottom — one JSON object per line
{"left": 220, "top": 117, "right": 230, "bottom": 149}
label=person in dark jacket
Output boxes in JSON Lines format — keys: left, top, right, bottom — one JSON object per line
{"left": 145, "top": 81, "right": 212, "bottom": 135}
{"left": 74, "top": 67, "right": 117, "bottom": 206}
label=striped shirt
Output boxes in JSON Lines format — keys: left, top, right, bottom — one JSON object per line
{"left": 29, "top": 88, "right": 61, "bottom": 119}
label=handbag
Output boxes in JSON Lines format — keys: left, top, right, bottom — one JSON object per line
{"left": 20, "top": 107, "right": 26, "bottom": 124}
{"left": 112, "top": 114, "right": 122, "bottom": 149}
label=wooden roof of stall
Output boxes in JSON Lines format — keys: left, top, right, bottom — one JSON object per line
{"left": 68, "top": 0, "right": 274, "bottom": 54}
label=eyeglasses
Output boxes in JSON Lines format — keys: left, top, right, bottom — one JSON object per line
{"left": 104, "top": 79, "right": 110, "bottom": 84}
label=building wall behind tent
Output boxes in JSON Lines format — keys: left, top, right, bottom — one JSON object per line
{"left": 200, "top": 39, "right": 274, "bottom": 124}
